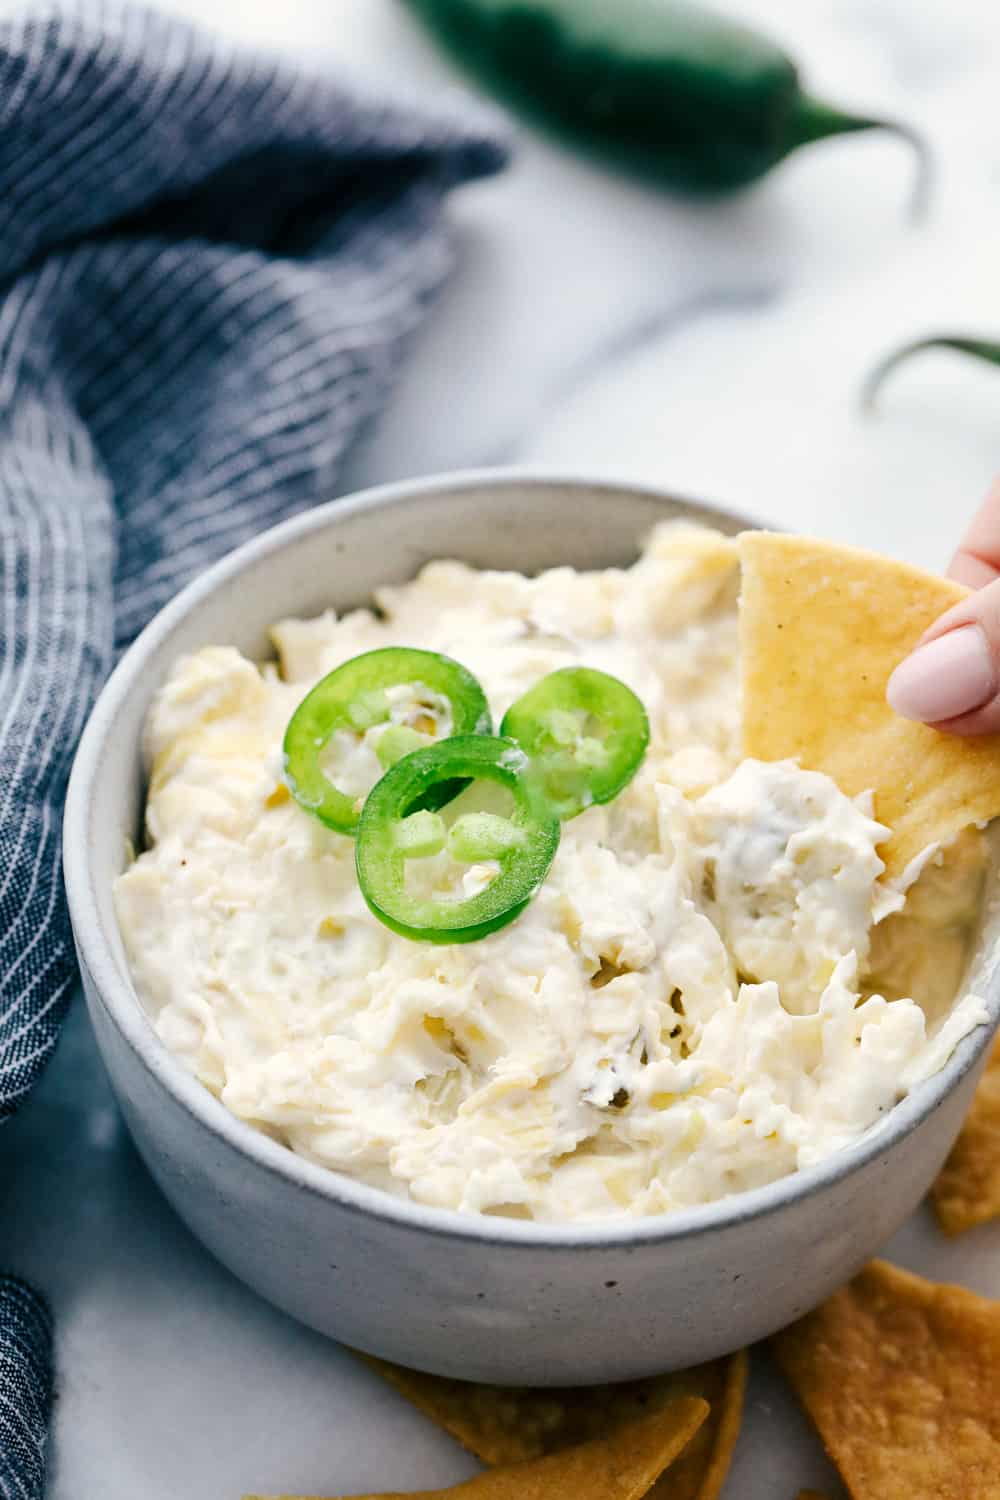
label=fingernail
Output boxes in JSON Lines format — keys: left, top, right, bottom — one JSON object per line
{"left": 887, "top": 624, "right": 996, "bottom": 722}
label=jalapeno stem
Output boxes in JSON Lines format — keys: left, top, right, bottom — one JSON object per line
{"left": 790, "top": 94, "right": 931, "bottom": 222}
{"left": 862, "top": 336, "right": 1000, "bottom": 411}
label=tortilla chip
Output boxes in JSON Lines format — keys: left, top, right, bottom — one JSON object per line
{"left": 860, "top": 825, "right": 987, "bottom": 1018}
{"left": 930, "top": 1031, "right": 1000, "bottom": 1233}
{"left": 738, "top": 531, "right": 1000, "bottom": 880}
{"left": 657, "top": 1353, "right": 746, "bottom": 1500}
{"left": 359, "top": 1351, "right": 746, "bottom": 1498}
{"left": 244, "top": 1395, "right": 708, "bottom": 1500}
{"left": 771, "top": 1258, "right": 1000, "bottom": 1498}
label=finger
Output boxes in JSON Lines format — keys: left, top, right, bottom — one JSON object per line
{"left": 947, "top": 474, "right": 1000, "bottom": 586}
{"left": 887, "top": 582, "right": 1000, "bottom": 734}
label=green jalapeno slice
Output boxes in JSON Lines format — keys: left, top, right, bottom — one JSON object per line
{"left": 355, "top": 735, "right": 560, "bottom": 943}
{"left": 500, "top": 666, "right": 648, "bottom": 820}
{"left": 283, "top": 648, "right": 491, "bottom": 834}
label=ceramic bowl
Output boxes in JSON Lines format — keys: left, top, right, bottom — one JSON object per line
{"left": 63, "top": 471, "right": 1000, "bottom": 1385}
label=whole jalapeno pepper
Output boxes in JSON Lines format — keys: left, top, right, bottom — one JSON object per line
{"left": 864, "top": 336, "right": 1000, "bottom": 410}
{"left": 404, "top": 0, "right": 928, "bottom": 209}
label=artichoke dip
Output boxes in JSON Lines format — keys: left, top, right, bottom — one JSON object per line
{"left": 114, "top": 524, "right": 991, "bottom": 1222}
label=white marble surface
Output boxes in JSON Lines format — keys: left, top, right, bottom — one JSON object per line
{"left": 6, "top": 0, "right": 1000, "bottom": 1495}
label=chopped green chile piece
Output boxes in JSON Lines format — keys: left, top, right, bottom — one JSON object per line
{"left": 447, "top": 811, "right": 526, "bottom": 862}
{"left": 394, "top": 809, "right": 447, "bottom": 858}
{"left": 376, "top": 724, "right": 427, "bottom": 770}
{"left": 283, "top": 647, "right": 492, "bottom": 834}
{"left": 356, "top": 736, "right": 560, "bottom": 943}
{"left": 500, "top": 666, "right": 649, "bottom": 819}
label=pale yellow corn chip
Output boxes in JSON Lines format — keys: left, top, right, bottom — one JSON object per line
{"left": 738, "top": 531, "right": 1000, "bottom": 880}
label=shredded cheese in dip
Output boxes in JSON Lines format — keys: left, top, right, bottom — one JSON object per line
{"left": 114, "top": 524, "right": 990, "bottom": 1221}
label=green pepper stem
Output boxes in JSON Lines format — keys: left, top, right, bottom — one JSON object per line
{"left": 861, "top": 336, "right": 1000, "bottom": 412}
{"left": 791, "top": 93, "right": 931, "bottom": 222}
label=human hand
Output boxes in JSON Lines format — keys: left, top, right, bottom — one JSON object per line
{"left": 887, "top": 476, "right": 1000, "bottom": 734}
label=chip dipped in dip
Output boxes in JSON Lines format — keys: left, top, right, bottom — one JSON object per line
{"left": 113, "top": 524, "right": 993, "bottom": 1222}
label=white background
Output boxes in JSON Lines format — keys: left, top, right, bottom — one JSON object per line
{"left": 6, "top": 1, "right": 1000, "bottom": 1496}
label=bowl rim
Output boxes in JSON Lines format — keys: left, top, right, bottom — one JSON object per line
{"left": 64, "top": 466, "right": 1000, "bottom": 1249}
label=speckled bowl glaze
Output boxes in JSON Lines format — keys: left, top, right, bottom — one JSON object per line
{"left": 64, "top": 472, "right": 1000, "bottom": 1385}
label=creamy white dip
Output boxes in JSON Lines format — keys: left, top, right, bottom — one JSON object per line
{"left": 114, "top": 524, "right": 989, "bottom": 1221}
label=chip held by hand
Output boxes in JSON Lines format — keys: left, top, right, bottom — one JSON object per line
{"left": 738, "top": 531, "right": 1000, "bottom": 880}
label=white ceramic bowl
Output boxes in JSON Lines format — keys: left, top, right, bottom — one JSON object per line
{"left": 64, "top": 471, "right": 1000, "bottom": 1385}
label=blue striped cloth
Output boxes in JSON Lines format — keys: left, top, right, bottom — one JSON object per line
{"left": 0, "top": 3, "right": 505, "bottom": 1491}
{"left": 0, "top": 1283, "right": 52, "bottom": 1500}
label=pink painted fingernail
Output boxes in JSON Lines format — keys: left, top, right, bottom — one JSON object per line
{"left": 887, "top": 624, "right": 996, "bottom": 723}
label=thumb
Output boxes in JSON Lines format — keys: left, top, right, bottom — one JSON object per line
{"left": 887, "top": 579, "right": 1000, "bottom": 734}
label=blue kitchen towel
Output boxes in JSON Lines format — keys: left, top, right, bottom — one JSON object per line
{"left": 0, "top": 0, "right": 506, "bottom": 1120}
{"left": 0, "top": 1281, "right": 52, "bottom": 1499}
{"left": 0, "top": 2, "right": 505, "bottom": 1490}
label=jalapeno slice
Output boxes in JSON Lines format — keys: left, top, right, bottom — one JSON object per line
{"left": 500, "top": 667, "right": 648, "bottom": 820}
{"left": 356, "top": 735, "right": 560, "bottom": 943}
{"left": 283, "top": 648, "right": 491, "bottom": 834}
